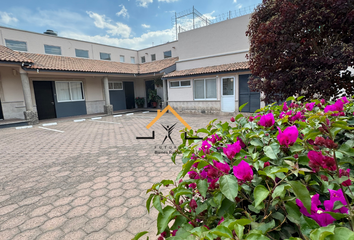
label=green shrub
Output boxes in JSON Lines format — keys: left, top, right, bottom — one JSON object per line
{"left": 135, "top": 96, "right": 354, "bottom": 240}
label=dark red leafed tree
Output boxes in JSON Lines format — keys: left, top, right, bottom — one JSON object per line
{"left": 246, "top": 0, "right": 354, "bottom": 104}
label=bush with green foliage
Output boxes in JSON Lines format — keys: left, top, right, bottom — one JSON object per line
{"left": 134, "top": 96, "right": 354, "bottom": 240}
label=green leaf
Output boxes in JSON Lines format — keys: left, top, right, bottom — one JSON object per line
{"left": 299, "top": 215, "right": 319, "bottom": 238}
{"left": 208, "top": 152, "right": 224, "bottom": 162}
{"left": 157, "top": 206, "right": 177, "bottom": 234}
{"left": 195, "top": 202, "right": 208, "bottom": 215}
{"left": 181, "top": 160, "right": 196, "bottom": 178}
{"left": 239, "top": 102, "right": 249, "bottom": 112}
{"left": 146, "top": 194, "right": 154, "bottom": 213}
{"left": 284, "top": 202, "right": 301, "bottom": 224}
{"left": 332, "top": 122, "right": 354, "bottom": 130}
{"left": 254, "top": 185, "right": 269, "bottom": 207}
{"left": 245, "top": 233, "right": 271, "bottom": 240}
{"left": 235, "top": 113, "right": 244, "bottom": 120}
{"left": 250, "top": 139, "right": 264, "bottom": 147}
{"left": 272, "top": 184, "right": 291, "bottom": 199}
{"left": 327, "top": 227, "right": 354, "bottom": 240}
{"left": 286, "top": 96, "right": 295, "bottom": 101}
{"left": 161, "top": 180, "right": 174, "bottom": 186}
{"left": 153, "top": 195, "right": 163, "bottom": 214}
{"left": 219, "top": 175, "right": 239, "bottom": 201}
{"left": 197, "top": 128, "right": 210, "bottom": 134}
{"left": 234, "top": 223, "right": 244, "bottom": 240}
{"left": 197, "top": 179, "right": 208, "bottom": 198}
{"left": 325, "top": 211, "right": 350, "bottom": 220}
{"left": 289, "top": 144, "right": 304, "bottom": 153}
{"left": 217, "top": 198, "right": 236, "bottom": 217}
{"left": 132, "top": 231, "right": 148, "bottom": 240}
{"left": 171, "top": 216, "right": 187, "bottom": 230}
{"left": 297, "top": 96, "right": 305, "bottom": 101}
{"left": 264, "top": 143, "right": 280, "bottom": 160}
{"left": 289, "top": 181, "right": 311, "bottom": 215}
{"left": 310, "top": 225, "right": 335, "bottom": 240}
{"left": 305, "top": 129, "right": 322, "bottom": 140}
{"left": 257, "top": 220, "right": 275, "bottom": 234}
{"left": 330, "top": 127, "right": 342, "bottom": 138}
{"left": 174, "top": 189, "right": 193, "bottom": 200}
{"left": 339, "top": 143, "right": 354, "bottom": 157}
{"left": 210, "top": 225, "right": 233, "bottom": 238}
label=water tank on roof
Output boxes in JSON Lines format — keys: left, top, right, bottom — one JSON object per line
{"left": 43, "top": 30, "right": 58, "bottom": 36}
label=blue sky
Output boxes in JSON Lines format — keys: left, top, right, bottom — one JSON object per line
{"left": 0, "top": 0, "right": 262, "bottom": 50}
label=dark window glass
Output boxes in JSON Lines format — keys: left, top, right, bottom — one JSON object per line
{"left": 170, "top": 82, "right": 179, "bottom": 87}
{"left": 141, "top": 56, "right": 146, "bottom": 63}
{"left": 151, "top": 54, "right": 156, "bottom": 61}
{"left": 44, "top": 45, "right": 61, "bottom": 55}
{"left": 5, "top": 39, "right": 27, "bottom": 51}
{"left": 75, "top": 49, "right": 89, "bottom": 58}
{"left": 164, "top": 50, "right": 172, "bottom": 58}
{"left": 100, "top": 52, "right": 111, "bottom": 60}
{"left": 181, "top": 80, "right": 190, "bottom": 86}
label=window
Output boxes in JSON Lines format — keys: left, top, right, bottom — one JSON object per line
{"left": 44, "top": 45, "right": 61, "bottom": 55}
{"left": 151, "top": 54, "right": 156, "bottom": 61}
{"left": 56, "top": 81, "right": 84, "bottom": 102}
{"left": 194, "top": 78, "right": 217, "bottom": 100}
{"left": 141, "top": 56, "right": 146, "bottom": 63}
{"left": 5, "top": 39, "right": 27, "bottom": 51}
{"left": 164, "top": 50, "right": 172, "bottom": 59}
{"left": 100, "top": 52, "right": 111, "bottom": 60}
{"left": 75, "top": 49, "right": 89, "bottom": 58}
{"left": 131, "top": 57, "right": 135, "bottom": 64}
{"left": 108, "top": 82, "right": 123, "bottom": 90}
{"left": 169, "top": 80, "right": 191, "bottom": 88}
{"left": 120, "top": 55, "right": 125, "bottom": 62}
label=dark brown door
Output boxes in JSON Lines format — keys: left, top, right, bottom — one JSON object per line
{"left": 145, "top": 80, "right": 154, "bottom": 107}
{"left": 33, "top": 81, "right": 57, "bottom": 120}
{"left": 124, "top": 82, "right": 135, "bottom": 109}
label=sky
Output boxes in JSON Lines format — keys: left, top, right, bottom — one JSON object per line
{"left": 0, "top": 0, "right": 262, "bottom": 50}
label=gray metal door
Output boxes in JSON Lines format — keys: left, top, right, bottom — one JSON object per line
{"left": 239, "top": 74, "right": 260, "bottom": 112}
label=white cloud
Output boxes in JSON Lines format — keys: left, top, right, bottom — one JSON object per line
{"left": 0, "top": 11, "right": 18, "bottom": 25}
{"left": 116, "top": 5, "right": 129, "bottom": 18}
{"left": 137, "top": 0, "right": 153, "bottom": 8}
{"left": 141, "top": 24, "right": 150, "bottom": 28}
{"left": 86, "top": 11, "right": 131, "bottom": 38}
{"left": 233, "top": 0, "right": 237, "bottom": 3}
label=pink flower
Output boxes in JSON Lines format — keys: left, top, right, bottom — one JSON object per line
{"left": 289, "top": 112, "right": 304, "bottom": 122}
{"left": 341, "top": 96, "right": 349, "bottom": 104}
{"left": 277, "top": 126, "right": 298, "bottom": 147}
{"left": 223, "top": 141, "right": 241, "bottom": 160}
{"left": 189, "top": 183, "right": 197, "bottom": 189}
{"left": 230, "top": 117, "right": 235, "bottom": 122}
{"left": 324, "top": 189, "right": 349, "bottom": 214}
{"left": 208, "top": 134, "right": 222, "bottom": 144}
{"left": 259, "top": 113, "right": 275, "bottom": 127}
{"left": 283, "top": 102, "right": 289, "bottom": 111}
{"left": 171, "top": 229, "right": 178, "bottom": 236}
{"left": 237, "top": 137, "right": 246, "bottom": 148}
{"left": 233, "top": 160, "right": 253, "bottom": 182}
{"left": 189, "top": 199, "right": 198, "bottom": 211}
{"left": 249, "top": 116, "right": 254, "bottom": 122}
{"left": 218, "top": 217, "right": 224, "bottom": 225}
{"left": 213, "top": 160, "right": 230, "bottom": 174}
{"left": 188, "top": 171, "right": 200, "bottom": 180}
{"left": 324, "top": 97, "right": 348, "bottom": 113}
{"left": 305, "top": 102, "right": 316, "bottom": 111}
{"left": 320, "top": 99, "right": 325, "bottom": 105}
{"left": 308, "top": 151, "right": 324, "bottom": 172}
{"left": 199, "top": 140, "right": 211, "bottom": 154}
{"left": 264, "top": 162, "right": 270, "bottom": 168}
{"left": 339, "top": 169, "right": 352, "bottom": 186}
{"left": 322, "top": 156, "right": 337, "bottom": 171}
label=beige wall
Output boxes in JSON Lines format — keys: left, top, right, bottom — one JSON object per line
{"left": 137, "top": 41, "right": 178, "bottom": 64}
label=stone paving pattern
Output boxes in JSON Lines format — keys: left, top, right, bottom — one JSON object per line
{"left": 0, "top": 112, "right": 232, "bottom": 240}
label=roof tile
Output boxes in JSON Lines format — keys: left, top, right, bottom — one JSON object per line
{"left": 0, "top": 45, "right": 32, "bottom": 63}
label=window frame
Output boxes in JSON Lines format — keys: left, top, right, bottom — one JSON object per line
{"left": 108, "top": 81, "right": 123, "bottom": 91}
{"left": 131, "top": 57, "right": 135, "bottom": 64}
{"left": 120, "top": 55, "right": 125, "bottom": 63}
{"left": 151, "top": 54, "right": 156, "bottom": 61}
{"left": 44, "top": 44, "right": 62, "bottom": 55}
{"left": 194, "top": 78, "right": 217, "bottom": 100}
{"left": 163, "top": 50, "right": 172, "bottom": 59}
{"left": 55, "top": 81, "right": 85, "bottom": 102}
{"left": 100, "top": 52, "right": 111, "bottom": 61}
{"left": 169, "top": 80, "right": 191, "bottom": 88}
{"left": 75, "top": 49, "right": 89, "bottom": 58}
{"left": 141, "top": 56, "right": 146, "bottom": 63}
{"left": 5, "top": 39, "right": 28, "bottom": 52}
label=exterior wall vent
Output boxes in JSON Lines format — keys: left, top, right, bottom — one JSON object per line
{"left": 43, "top": 30, "right": 58, "bottom": 36}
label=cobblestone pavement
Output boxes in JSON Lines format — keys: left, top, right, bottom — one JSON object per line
{"left": 0, "top": 112, "right": 232, "bottom": 240}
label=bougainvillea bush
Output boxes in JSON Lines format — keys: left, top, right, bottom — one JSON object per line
{"left": 135, "top": 96, "right": 354, "bottom": 240}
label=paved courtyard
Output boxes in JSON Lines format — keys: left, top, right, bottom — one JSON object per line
{"left": 0, "top": 111, "right": 232, "bottom": 240}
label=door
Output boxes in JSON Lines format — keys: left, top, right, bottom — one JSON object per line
{"left": 145, "top": 80, "right": 154, "bottom": 107}
{"left": 0, "top": 98, "right": 3, "bottom": 120}
{"left": 33, "top": 81, "right": 56, "bottom": 120}
{"left": 221, "top": 77, "right": 235, "bottom": 112}
{"left": 124, "top": 82, "right": 135, "bottom": 109}
{"left": 239, "top": 74, "right": 260, "bottom": 112}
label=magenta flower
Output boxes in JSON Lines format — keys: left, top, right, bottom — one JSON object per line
{"left": 208, "top": 134, "right": 222, "bottom": 144}
{"left": 189, "top": 199, "right": 198, "bottom": 211}
{"left": 189, "top": 183, "right": 197, "bottom": 189}
{"left": 341, "top": 96, "right": 349, "bottom": 104}
{"left": 339, "top": 169, "right": 352, "bottom": 187}
{"left": 324, "top": 189, "right": 349, "bottom": 214}
{"left": 223, "top": 141, "right": 241, "bottom": 160}
{"left": 283, "top": 102, "right": 289, "bottom": 111}
{"left": 324, "top": 97, "right": 348, "bottom": 113}
{"left": 322, "top": 156, "right": 337, "bottom": 171}
{"left": 259, "top": 113, "right": 275, "bottom": 127}
{"left": 233, "top": 160, "right": 253, "bottom": 182}
{"left": 217, "top": 217, "right": 225, "bottom": 225}
{"left": 237, "top": 137, "right": 246, "bottom": 148}
{"left": 277, "top": 126, "right": 298, "bottom": 147}
{"left": 188, "top": 171, "right": 200, "bottom": 180}
{"left": 289, "top": 111, "right": 304, "bottom": 122}
{"left": 230, "top": 117, "right": 235, "bottom": 122}
{"left": 213, "top": 160, "right": 230, "bottom": 174}
{"left": 305, "top": 102, "right": 316, "bottom": 111}
{"left": 308, "top": 151, "right": 324, "bottom": 172}
{"left": 199, "top": 140, "right": 211, "bottom": 154}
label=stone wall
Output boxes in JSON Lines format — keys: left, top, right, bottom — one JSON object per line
{"left": 86, "top": 100, "right": 105, "bottom": 115}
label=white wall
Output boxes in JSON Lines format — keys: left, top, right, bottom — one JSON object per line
{"left": 137, "top": 41, "right": 178, "bottom": 63}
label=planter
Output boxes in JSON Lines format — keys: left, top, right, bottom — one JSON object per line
{"left": 151, "top": 102, "right": 157, "bottom": 108}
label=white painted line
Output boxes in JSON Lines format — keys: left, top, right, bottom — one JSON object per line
{"left": 42, "top": 122, "right": 57, "bottom": 127}
{"left": 90, "top": 120, "right": 121, "bottom": 124}
{"left": 142, "top": 111, "right": 149, "bottom": 113}
{"left": 113, "top": 115, "right": 122, "bottom": 117}
{"left": 16, "top": 125, "right": 33, "bottom": 130}
{"left": 126, "top": 113, "right": 134, "bottom": 116}
{"left": 38, "top": 126, "right": 64, "bottom": 133}
{"left": 74, "top": 119, "right": 86, "bottom": 122}
{"left": 91, "top": 117, "right": 102, "bottom": 120}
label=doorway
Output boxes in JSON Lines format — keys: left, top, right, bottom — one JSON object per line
{"left": 239, "top": 74, "right": 260, "bottom": 112}
{"left": 124, "top": 82, "right": 135, "bottom": 109}
{"left": 33, "top": 81, "right": 57, "bottom": 120}
{"left": 145, "top": 80, "right": 155, "bottom": 107}
{"left": 0, "top": 98, "right": 3, "bottom": 120}
{"left": 221, "top": 77, "right": 235, "bottom": 112}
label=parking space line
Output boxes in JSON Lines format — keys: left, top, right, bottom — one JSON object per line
{"left": 90, "top": 120, "right": 121, "bottom": 124}
{"left": 142, "top": 111, "right": 149, "bottom": 113}
{"left": 16, "top": 126, "right": 33, "bottom": 130}
{"left": 42, "top": 122, "right": 57, "bottom": 127}
{"left": 113, "top": 115, "right": 122, "bottom": 117}
{"left": 91, "top": 117, "right": 102, "bottom": 120}
{"left": 126, "top": 113, "right": 134, "bottom": 116}
{"left": 38, "top": 126, "right": 64, "bottom": 133}
{"left": 74, "top": 119, "right": 86, "bottom": 122}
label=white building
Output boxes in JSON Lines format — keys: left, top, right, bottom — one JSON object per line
{"left": 0, "top": 13, "right": 262, "bottom": 124}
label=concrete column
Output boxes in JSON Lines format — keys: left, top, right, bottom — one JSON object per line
{"left": 103, "top": 76, "right": 113, "bottom": 115}
{"left": 162, "top": 79, "right": 168, "bottom": 109}
{"left": 19, "top": 70, "right": 38, "bottom": 124}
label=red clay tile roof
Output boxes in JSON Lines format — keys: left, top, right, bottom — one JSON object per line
{"left": 139, "top": 57, "right": 178, "bottom": 74}
{"left": 0, "top": 45, "right": 32, "bottom": 63}
{"left": 164, "top": 61, "right": 249, "bottom": 78}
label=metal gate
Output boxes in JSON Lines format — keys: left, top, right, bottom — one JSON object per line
{"left": 239, "top": 74, "right": 260, "bottom": 112}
